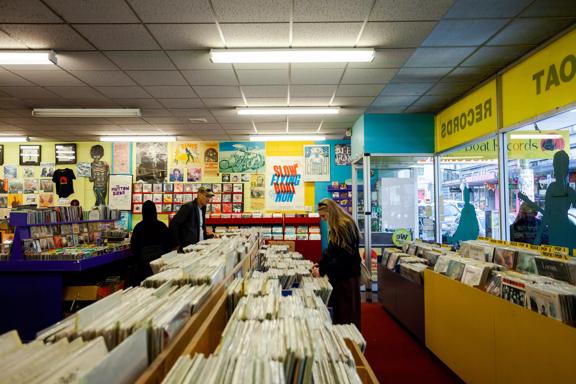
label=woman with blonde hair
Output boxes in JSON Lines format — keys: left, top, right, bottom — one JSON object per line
{"left": 312, "top": 198, "right": 361, "bottom": 328}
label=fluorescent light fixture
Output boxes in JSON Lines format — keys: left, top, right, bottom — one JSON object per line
{"left": 250, "top": 135, "right": 326, "bottom": 142}
{"left": 32, "top": 108, "right": 141, "bottom": 117}
{"left": 1, "top": 136, "right": 29, "bottom": 142}
{"left": 0, "top": 51, "right": 56, "bottom": 65}
{"left": 510, "top": 133, "right": 562, "bottom": 139}
{"left": 100, "top": 136, "right": 176, "bottom": 142}
{"left": 211, "top": 48, "right": 374, "bottom": 63}
{"left": 237, "top": 107, "right": 339, "bottom": 115}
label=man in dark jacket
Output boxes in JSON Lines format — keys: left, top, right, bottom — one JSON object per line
{"left": 170, "top": 186, "right": 214, "bottom": 251}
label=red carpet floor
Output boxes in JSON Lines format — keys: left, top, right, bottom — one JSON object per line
{"left": 361, "top": 303, "right": 461, "bottom": 384}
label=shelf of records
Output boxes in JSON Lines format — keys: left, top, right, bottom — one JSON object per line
{"left": 132, "top": 182, "right": 244, "bottom": 214}
{"left": 0, "top": 230, "right": 263, "bottom": 384}
{"left": 328, "top": 182, "right": 352, "bottom": 214}
{"left": 213, "top": 225, "right": 321, "bottom": 241}
{"left": 11, "top": 205, "right": 122, "bottom": 226}
{"left": 383, "top": 239, "right": 576, "bottom": 327}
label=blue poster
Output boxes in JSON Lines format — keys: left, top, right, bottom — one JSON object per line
{"left": 219, "top": 142, "right": 265, "bottom": 174}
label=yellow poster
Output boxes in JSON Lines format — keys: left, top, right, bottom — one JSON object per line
{"left": 8, "top": 194, "right": 23, "bottom": 208}
{"left": 435, "top": 80, "right": 498, "bottom": 152}
{"left": 173, "top": 143, "right": 200, "bottom": 165}
{"left": 201, "top": 142, "right": 219, "bottom": 178}
{"left": 250, "top": 174, "right": 265, "bottom": 210}
{"left": 444, "top": 130, "right": 569, "bottom": 160}
{"left": 502, "top": 28, "right": 576, "bottom": 127}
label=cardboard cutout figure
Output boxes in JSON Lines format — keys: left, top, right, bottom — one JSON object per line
{"left": 89, "top": 145, "right": 110, "bottom": 206}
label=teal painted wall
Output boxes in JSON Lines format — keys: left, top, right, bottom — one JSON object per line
{"left": 351, "top": 114, "right": 365, "bottom": 161}
{"left": 364, "top": 113, "right": 435, "bottom": 154}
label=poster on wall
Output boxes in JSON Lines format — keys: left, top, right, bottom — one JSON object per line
{"left": 108, "top": 175, "right": 133, "bottom": 210}
{"left": 219, "top": 142, "right": 265, "bottom": 174}
{"left": 186, "top": 166, "right": 202, "bottom": 182}
{"left": 40, "top": 163, "right": 55, "bottom": 178}
{"left": 265, "top": 157, "right": 305, "bottom": 211}
{"left": 19, "top": 145, "right": 41, "bottom": 166}
{"left": 174, "top": 143, "right": 200, "bottom": 165}
{"left": 77, "top": 162, "right": 91, "bottom": 178}
{"left": 113, "top": 143, "right": 131, "bottom": 174}
{"left": 202, "top": 142, "right": 219, "bottom": 177}
{"left": 136, "top": 143, "right": 167, "bottom": 183}
{"left": 39, "top": 193, "right": 54, "bottom": 208}
{"left": 335, "top": 144, "right": 351, "bottom": 166}
{"left": 250, "top": 174, "right": 265, "bottom": 210}
{"left": 303, "top": 144, "right": 330, "bottom": 182}
{"left": 55, "top": 143, "right": 77, "bottom": 165}
{"left": 4, "top": 165, "right": 16, "bottom": 179}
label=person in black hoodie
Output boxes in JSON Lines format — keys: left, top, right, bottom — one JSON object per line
{"left": 130, "top": 200, "right": 172, "bottom": 285}
{"left": 312, "top": 198, "right": 361, "bottom": 329}
{"left": 169, "top": 187, "right": 215, "bottom": 251}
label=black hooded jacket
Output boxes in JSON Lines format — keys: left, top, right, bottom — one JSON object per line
{"left": 130, "top": 200, "right": 172, "bottom": 284}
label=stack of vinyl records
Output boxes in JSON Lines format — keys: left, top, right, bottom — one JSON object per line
{"left": 300, "top": 276, "right": 333, "bottom": 304}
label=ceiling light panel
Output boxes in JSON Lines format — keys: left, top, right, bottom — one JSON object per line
{"left": 210, "top": 49, "right": 375, "bottom": 63}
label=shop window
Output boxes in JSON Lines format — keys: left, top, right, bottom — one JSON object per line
{"left": 440, "top": 137, "right": 500, "bottom": 245}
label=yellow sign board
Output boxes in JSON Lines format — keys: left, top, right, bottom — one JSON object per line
{"left": 435, "top": 80, "right": 498, "bottom": 152}
{"left": 443, "top": 130, "right": 569, "bottom": 160}
{"left": 502, "top": 28, "right": 576, "bottom": 127}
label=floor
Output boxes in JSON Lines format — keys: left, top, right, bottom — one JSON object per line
{"left": 361, "top": 303, "right": 462, "bottom": 384}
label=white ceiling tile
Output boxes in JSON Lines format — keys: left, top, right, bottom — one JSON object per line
{"left": 182, "top": 70, "right": 238, "bottom": 85}
{"left": 0, "top": 24, "right": 94, "bottom": 50}
{"left": 358, "top": 22, "right": 437, "bottom": 48}
{"left": 290, "top": 97, "right": 332, "bottom": 105}
{"left": 139, "top": 109, "right": 173, "bottom": 117}
{"left": 73, "top": 98, "right": 119, "bottom": 108}
{"left": 193, "top": 86, "right": 242, "bottom": 98}
{"left": 213, "top": 0, "right": 290, "bottom": 22}
{"left": 127, "top": 0, "right": 214, "bottom": 22}
{"left": 233, "top": 63, "right": 288, "bottom": 70}
{"left": 167, "top": 108, "right": 213, "bottom": 118}
{"left": 127, "top": 71, "right": 187, "bottom": 86}
{"left": 220, "top": 24, "right": 289, "bottom": 47}
{"left": 144, "top": 86, "right": 197, "bottom": 98}
{"left": 45, "top": 86, "right": 108, "bottom": 99}
{"left": 242, "top": 86, "right": 288, "bottom": 98}
{"left": 0, "top": 70, "right": 33, "bottom": 86}
{"left": 202, "top": 98, "right": 245, "bottom": 107}
{"left": 293, "top": 0, "right": 374, "bottom": 22}
{"left": 8, "top": 70, "right": 83, "bottom": 86}
{"left": 246, "top": 98, "right": 288, "bottom": 106}
{"left": 341, "top": 68, "right": 397, "bottom": 84}
{"left": 237, "top": 69, "right": 289, "bottom": 85}
{"left": 56, "top": 52, "right": 117, "bottom": 70}
{"left": 114, "top": 99, "right": 164, "bottom": 109}
{"left": 290, "top": 85, "right": 337, "bottom": 97}
{"left": 148, "top": 24, "right": 224, "bottom": 50}
{"left": 159, "top": 98, "right": 205, "bottom": 108}
{"left": 104, "top": 117, "right": 149, "bottom": 125}
{"left": 349, "top": 49, "right": 414, "bottom": 69}
{"left": 95, "top": 86, "right": 152, "bottom": 98}
{"left": 0, "top": 0, "right": 62, "bottom": 22}
{"left": 336, "top": 84, "right": 386, "bottom": 97}
{"left": 70, "top": 71, "right": 136, "bottom": 87}
{"left": 290, "top": 68, "right": 344, "bottom": 84}
{"left": 0, "top": 30, "right": 28, "bottom": 49}
{"left": 74, "top": 24, "right": 160, "bottom": 50}
{"left": 370, "top": 0, "right": 454, "bottom": 21}
{"left": 222, "top": 123, "right": 253, "bottom": 130}
{"left": 0, "top": 86, "right": 58, "bottom": 99}
{"left": 167, "top": 51, "right": 232, "bottom": 70}
{"left": 44, "top": 0, "right": 139, "bottom": 22}
{"left": 105, "top": 51, "right": 176, "bottom": 70}
{"left": 19, "top": 98, "right": 78, "bottom": 108}
{"left": 292, "top": 23, "right": 362, "bottom": 47}
{"left": 143, "top": 117, "right": 190, "bottom": 124}
{"left": 332, "top": 96, "right": 375, "bottom": 107}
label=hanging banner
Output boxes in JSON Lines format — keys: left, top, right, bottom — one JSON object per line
{"left": 219, "top": 142, "right": 265, "bottom": 174}
{"left": 112, "top": 143, "right": 131, "bottom": 175}
{"left": 335, "top": 144, "right": 351, "bottom": 165}
{"left": 265, "top": 157, "right": 305, "bottom": 211}
{"left": 201, "top": 142, "right": 219, "bottom": 178}
{"left": 108, "top": 175, "right": 133, "bottom": 210}
{"left": 435, "top": 80, "right": 497, "bottom": 153}
{"left": 303, "top": 144, "right": 330, "bottom": 182}
{"left": 502, "top": 28, "right": 576, "bottom": 127}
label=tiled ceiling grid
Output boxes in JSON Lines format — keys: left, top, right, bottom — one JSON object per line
{"left": 0, "top": 0, "right": 574, "bottom": 141}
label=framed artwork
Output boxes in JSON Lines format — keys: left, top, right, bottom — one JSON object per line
{"left": 19, "top": 145, "right": 41, "bottom": 166}
{"left": 55, "top": 143, "right": 77, "bottom": 164}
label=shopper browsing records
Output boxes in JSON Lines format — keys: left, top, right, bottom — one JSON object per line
{"left": 170, "top": 186, "right": 214, "bottom": 251}
{"left": 130, "top": 200, "right": 172, "bottom": 285}
{"left": 312, "top": 198, "right": 361, "bottom": 329}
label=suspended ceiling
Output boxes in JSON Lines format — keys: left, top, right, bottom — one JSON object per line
{"left": 0, "top": 0, "right": 574, "bottom": 141}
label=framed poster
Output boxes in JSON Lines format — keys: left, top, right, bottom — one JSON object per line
{"left": 19, "top": 145, "right": 41, "bottom": 166}
{"left": 303, "top": 144, "right": 330, "bottom": 182}
{"left": 335, "top": 144, "right": 351, "bottom": 166}
{"left": 55, "top": 143, "right": 77, "bottom": 164}
{"left": 112, "top": 142, "right": 131, "bottom": 174}
{"left": 0, "top": 145, "right": 3, "bottom": 165}
{"left": 108, "top": 175, "right": 133, "bottom": 210}
{"left": 265, "top": 156, "right": 305, "bottom": 211}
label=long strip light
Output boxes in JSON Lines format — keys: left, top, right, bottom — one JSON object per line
{"left": 250, "top": 135, "right": 326, "bottom": 142}
{"left": 33, "top": 108, "right": 141, "bottom": 118}
{"left": 211, "top": 48, "right": 375, "bottom": 63}
{"left": 100, "top": 136, "right": 176, "bottom": 142}
{"left": 510, "top": 133, "right": 562, "bottom": 139}
{"left": 0, "top": 136, "right": 29, "bottom": 142}
{"left": 0, "top": 51, "right": 56, "bottom": 65}
{"left": 237, "top": 107, "right": 339, "bottom": 116}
